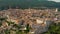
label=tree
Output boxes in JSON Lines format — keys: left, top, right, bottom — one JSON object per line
{"left": 43, "top": 23, "right": 60, "bottom": 34}
{"left": 0, "top": 17, "right": 7, "bottom": 26}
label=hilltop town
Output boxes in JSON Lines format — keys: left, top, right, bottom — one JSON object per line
{"left": 0, "top": 8, "right": 60, "bottom": 34}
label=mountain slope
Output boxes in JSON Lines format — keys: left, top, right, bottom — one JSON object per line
{"left": 0, "top": 0, "right": 60, "bottom": 10}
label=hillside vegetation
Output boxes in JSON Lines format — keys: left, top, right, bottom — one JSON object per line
{"left": 0, "top": 0, "right": 60, "bottom": 10}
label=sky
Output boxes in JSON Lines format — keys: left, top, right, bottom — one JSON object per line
{"left": 48, "top": 0, "right": 60, "bottom": 2}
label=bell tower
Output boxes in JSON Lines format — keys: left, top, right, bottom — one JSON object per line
{"left": 55, "top": 8, "right": 58, "bottom": 12}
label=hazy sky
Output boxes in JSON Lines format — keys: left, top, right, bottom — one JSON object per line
{"left": 48, "top": 0, "right": 60, "bottom": 2}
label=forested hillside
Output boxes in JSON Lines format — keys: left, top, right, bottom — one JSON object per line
{"left": 0, "top": 0, "right": 60, "bottom": 10}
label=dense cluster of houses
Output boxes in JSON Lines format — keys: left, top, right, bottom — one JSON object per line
{"left": 0, "top": 8, "right": 60, "bottom": 34}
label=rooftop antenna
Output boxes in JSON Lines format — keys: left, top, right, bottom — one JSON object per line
{"left": 28, "top": 8, "right": 31, "bottom": 11}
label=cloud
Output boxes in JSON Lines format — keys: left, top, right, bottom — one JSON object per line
{"left": 48, "top": 0, "right": 60, "bottom": 2}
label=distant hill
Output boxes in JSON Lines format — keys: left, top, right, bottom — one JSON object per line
{"left": 0, "top": 0, "right": 60, "bottom": 10}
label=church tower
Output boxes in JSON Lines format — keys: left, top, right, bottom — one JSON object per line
{"left": 55, "top": 8, "right": 58, "bottom": 12}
